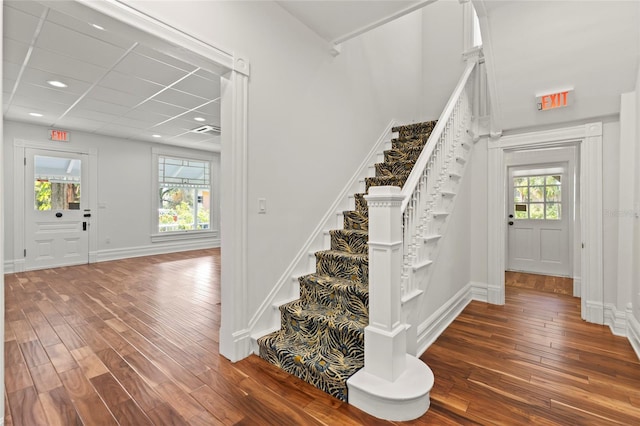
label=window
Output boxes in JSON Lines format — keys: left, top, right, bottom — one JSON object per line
{"left": 472, "top": 7, "right": 482, "bottom": 47}
{"left": 34, "top": 155, "right": 81, "bottom": 211}
{"left": 157, "top": 155, "right": 211, "bottom": 233}
{"left": 513, "top": 175, "right": 561, "bottom": 220}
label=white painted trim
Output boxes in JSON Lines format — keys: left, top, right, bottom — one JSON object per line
{"left": 604, "top": 303, "right": 627, "bottom": 337}
{"left": 219, "top": 68, "right": 250, "bottom": 362}
{"left": 247, "top": 120, "right": 398, "bottom": 341}
{"left": 487, "top": 123, "right": 604, "bottom": 325}
{"left": 470, "top": 281, "right": 488, "bottom": 302}
{"left": 628, "top": 310, "right": 640, "bottom": 361}
{"left": 416, "top": 282, "right": 473, "bottom": 356}
{"left": 96, "top": 240, "right": 220, "bottom": 263}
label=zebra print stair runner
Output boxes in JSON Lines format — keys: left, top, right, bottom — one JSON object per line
{"left": 257, "top": 121, "right": 437, "bottom": 401}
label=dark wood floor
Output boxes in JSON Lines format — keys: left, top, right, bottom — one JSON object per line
{"left": 5, "top": 249, "right": 640, "bottom": 424}
{"left": 505, "top": 270, "right": 574, "bottom": 296}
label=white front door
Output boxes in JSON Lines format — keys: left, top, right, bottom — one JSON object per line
{"left": 25, "top": 149, "right": 90, "bottom": 270}
{"left": 507, "top": 165, "right": 571, "bottom": 277}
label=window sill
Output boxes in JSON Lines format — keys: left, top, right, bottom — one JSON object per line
{"left": 151, "top": 229, "right": 218, "bottom": 243}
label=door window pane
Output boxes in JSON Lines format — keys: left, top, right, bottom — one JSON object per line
{"left": 512, "top": 174, "right": 562, "bottom": 220}
{"left": 34, "top": 155, "right": 81, "bottom": 211}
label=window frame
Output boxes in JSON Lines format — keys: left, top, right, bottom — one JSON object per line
{"left": 151, "top": 147, "right": 218, "bottom": 242}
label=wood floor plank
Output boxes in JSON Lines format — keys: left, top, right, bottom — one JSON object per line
{"left": 5, "top": 250, "right": 640, "bottom": 425}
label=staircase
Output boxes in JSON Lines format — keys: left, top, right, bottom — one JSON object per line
{"left": 257, "top": 121, "right": 437, "bottom": 401}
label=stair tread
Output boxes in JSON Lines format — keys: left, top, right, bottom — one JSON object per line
{"left": 281, "top": 299, "right": 368, "bottom": 330}
{"left": 300, "top": 273, "right": 369, "bottom": 295}
{"left": 316, "top": 249, "right": 367, "bottom": 260}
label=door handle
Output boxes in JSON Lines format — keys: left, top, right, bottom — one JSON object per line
{"left": 508, "top": 221, "right": 514, "bottom": 226}
{"left": 83, "top": 222, "right": 87, "bottom": 231}
{"left": 55, "top": 212, "right": 63, "bottom": 218}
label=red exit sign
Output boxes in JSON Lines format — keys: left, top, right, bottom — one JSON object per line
{"left": 536, "top": 90, "right": 573, "bottom": 111}
{"left": 49, "top": 129, "right": 70, "bottom": 142}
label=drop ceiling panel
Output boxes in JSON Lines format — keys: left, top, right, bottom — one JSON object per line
{"left": 4, "top": 61, "right": 22, "bottom": 81}
{"left": 36, "top": 21, "right": 128, "bottom": 68}
{"left": 45, "top": 9, "right": 135, "bottom": 50}
{"left": 65, "top": 108, "right": 120, "bottom": 125}
{"left": 87, "top": 85, "right": 147, "bottom": 108}
{"left": 133, "top": 44, "right": 197, "bottom": 73}
{"left": 55, "top": 116, "right": 113, "bottom": 133}
{"left": 145, "top": 123, "right": 186, "bottom": 137}
{"left": 73, "top": 98, "right": 131, "bottom": 116}
{"left": 3, "top": 37, "right": 30, "bottom": 65}
{"left": 15, "top": 83, "right": 80, "bottom": 106}
{"left": 28, "top": 47, "right": 107, "bottom": 83}
{"left": 98, "top": 71, "right": 164, "bottom": 98}
{"left": 125, "top": 108, "right": 172, "bottom": 124}
{"left": 153, "top": 88, "right": 209, "bottom": 111}
{"left": 111, "top": 116, "right": 157, "bottom": 130}
{"left": 5, "top": 0, "right": 46, "bottom": 16}
{"left": 171, "top": 131, "right": 220, "bottom": 143}
{"left": 171, "top": 74, "right": 220, "bottom": 100}
{"left": 113, "top": 52, "right": 189, "bottom": 86}
{"left": 11, "top": 95, "right": 70, "bottom": 115}
{"left": 3, "top": 4, "right": 42, "bottom": 44}
{"left": 21, "top": 67, "right": 93, "bottom": 95}
{"left": 135, "top": 100, "right": 188, "bottom": 117}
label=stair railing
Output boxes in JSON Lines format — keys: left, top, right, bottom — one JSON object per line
{"left": 399, "top": 58, "right": 478, "bottom": 299}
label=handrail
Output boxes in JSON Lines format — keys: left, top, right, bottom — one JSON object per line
{"left": 400, "top": 59, "right": 478, "bottom": 212}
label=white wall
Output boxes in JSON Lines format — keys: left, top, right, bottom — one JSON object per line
{"left": 124, "top": 1, "right": 427, "bottom": 327}
{"left": 3, "top": 120, "right": 220, "bottom": 266}
{"left": 421, "top": 0, "right": 466, "bottom": 120}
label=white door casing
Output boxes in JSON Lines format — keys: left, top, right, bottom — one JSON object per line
{"left": 506, "top": 155, "right": 574, "bottom": 277}
{"left": 25, "top": 149, "right": 90, "bottom": 270}
{"left": 487, "top": 123, "right": 603, "bottom": 325}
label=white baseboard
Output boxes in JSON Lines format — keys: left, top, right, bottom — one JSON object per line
{"left": 573, "top": 275, "right": 581, "bottom": 298}
{"left": 585, "top": 300, "right": 605, "bottom": 325}
{"left": 4, "top": 260, "right": 15, "bottom": 274}
{"left": 628, "top": 311, "right": 640, "bottom": 361}
{"left": 96, "top": 239, "right": 220, "bottom": 263}
{"left": 470, "top": 281, "right": 488, "bottom": 302}
{"left": 604, "top": 303, "right": 627, "bottom": 337}
{"left": 416, "top": 282, "right": 474, "bottom": 356}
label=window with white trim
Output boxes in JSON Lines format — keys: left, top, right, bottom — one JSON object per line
{"left": 157, "top": 155, "right": 211, "bottom": 233}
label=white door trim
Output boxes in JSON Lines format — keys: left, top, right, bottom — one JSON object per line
{"left": 12, "top": 141, "right": 99, "bottom": 273}
{"left": 487, "top": 122, "right": 604, "bottom": 325}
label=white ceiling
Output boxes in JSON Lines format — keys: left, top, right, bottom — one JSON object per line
{"left": 477, "top": 0, "right": 640, "bottom": 132}
{"left": 3, "top": 0, "right": 222, "bottom": 151}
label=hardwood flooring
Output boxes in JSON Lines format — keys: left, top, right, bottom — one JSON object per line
{"left": 505, "top": 270, "right": 573, "bottom": 296}
{"left": 5, "top": 249, "right": 640, "bottom": 424}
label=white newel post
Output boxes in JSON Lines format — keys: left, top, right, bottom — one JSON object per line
{"left": 364, "top": 186, "right": 406, "bottom": 380}
{"left": 347, "top": 186, "right": 434, "bottom": 421}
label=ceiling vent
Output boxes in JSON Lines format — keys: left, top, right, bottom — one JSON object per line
{"left": 190, "top": 124, "right": 221, "bottom": 135}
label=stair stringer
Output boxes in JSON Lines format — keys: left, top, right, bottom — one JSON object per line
{"left": 248, "top": 119, "right": 400, "bottom": 350}
{"left": 401, "top": 129, "right": 475, "bottom": 357}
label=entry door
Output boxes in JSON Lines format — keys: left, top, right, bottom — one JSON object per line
{"left": 25, "top": 149, "right": 90, "bottom": 270}
{"left": 507, "top": 167, "right": 570, "bottom": 276}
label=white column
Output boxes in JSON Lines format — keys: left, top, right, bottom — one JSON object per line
{"left": 363, "top": 186, "right": 406, "bottom": 381}
{"left": 347, "top": 186, "right": 434, "bottom": 421}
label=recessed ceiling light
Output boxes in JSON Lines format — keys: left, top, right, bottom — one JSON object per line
{"left": 47, "top": 80, "right": 67, "bottom": 88}
{"left": 29, "top": 112, "right": 43, "bottom": 117}
{"left": 91, "top": 23, "right": 105, "bottom": 31}
{"left": 194, "top": 117, "right": 206, "bottom": 122}
{"left": 152, "top": 134, "right": 162, "bottom": 138}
